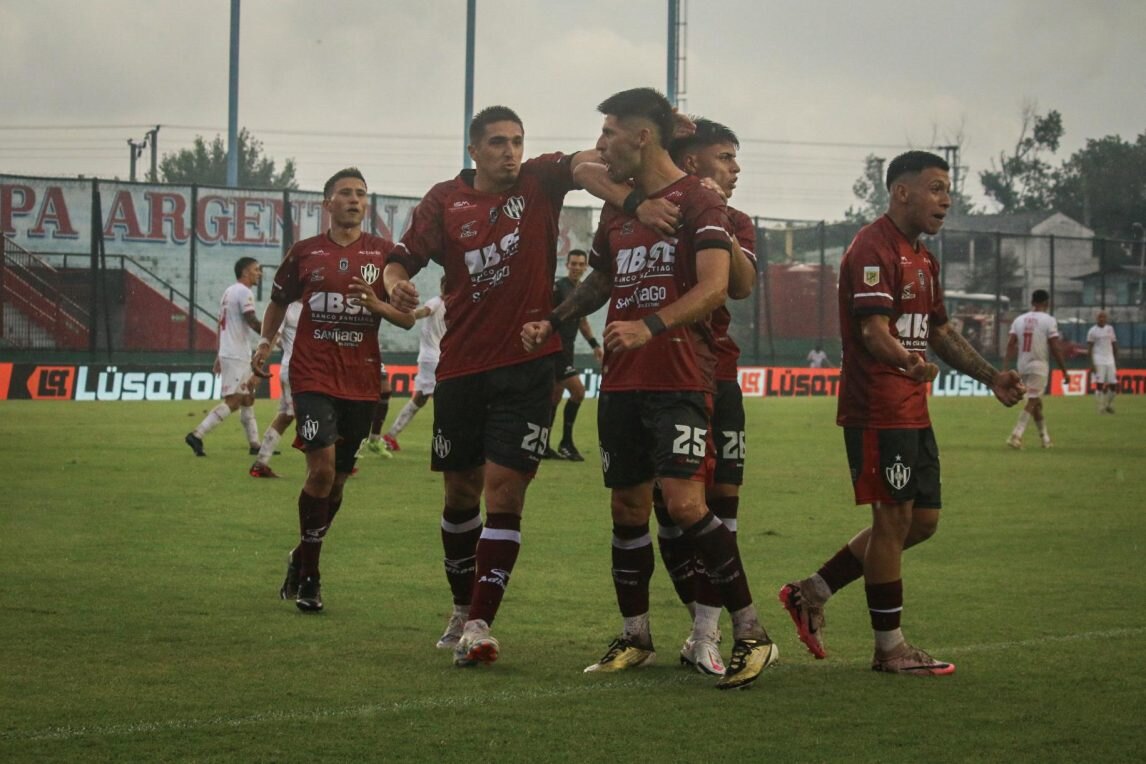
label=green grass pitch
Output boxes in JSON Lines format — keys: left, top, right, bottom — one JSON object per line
{"left": 1, "top": 393, "right": 1143, "bottom": 762}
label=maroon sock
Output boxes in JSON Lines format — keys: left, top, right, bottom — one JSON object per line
{"left": 296, "top": 490, "right": 330, "bottom": 579}
{"left": 327, "top": 495, "right": 343, "bottom": 525}
{"left": 865, "top": 579, "right": 903, "bottom": 631}
{"left": 817, "top": 544, "right": 865, "bottom": 593}
{"left": 684, "top": 511, "right": 752, "bottom": 613}
{"left": 468, "top": 513, "right": 521, "bottom": 626}
{"left": 612, "top": 522, "right": 654, "bottom": 617}
{"left": 370, "top": 391, "right": 392, "bottom": 436}
{"left": 441, "top": 505, "right": 482, "bottom": 606}
{"left": 695, "top": 496, "right": 739, "bottom": 608}
{"left": 654, "top": 501, "right": 696, "bottom": 607}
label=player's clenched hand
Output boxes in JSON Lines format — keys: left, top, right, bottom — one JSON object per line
{"left": 902, "top": 353, "right": 939, "bottom": 383}
{"left": 991, "top": 369, "right": 1025, "bottom": 407}
{"left": 521, "top": 320, "right": 552, "bottom": 352}
{"left": 250, "top": 346, "right": 272, "bottom": 378}
{"left": 348, "top": 276, "right": 386, "bottom": 314}
{"left": 636, "top": 197, "right": 680, "bottom": 236}
{"left": 390, "top": 279, "right": 420, "bottom": 312}
{"left": 604, "top": 319, "right": 652, "bottom": 353}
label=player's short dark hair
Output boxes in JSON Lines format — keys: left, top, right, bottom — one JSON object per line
{"left": 323, "top": 167, "right": 367, "bottom": 199}
{"left": 567, "top": 249, "right": 587, "bottom": 263}
{"left": 1032, "top": 289, "right": 1050, "bottom": 304}
{"left": 234, "top": 257, "right": 258, "bottom": 279}
{"left": 469, "top": 105, "right": 523, "bottom": 145}
{"left": 885, "top": 151, "right": 949, "bottom": 190}
{"left": 669, "top": 117, "right": 739, "bottom": 165}
{"left": 597, "top": 87, "right": 675, "bottom": 149}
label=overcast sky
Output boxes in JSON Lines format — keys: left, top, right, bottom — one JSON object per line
{"left": 2, "top": 0, "right": 1144, "bottom": 222}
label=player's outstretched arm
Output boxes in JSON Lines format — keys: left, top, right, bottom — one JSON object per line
{"left": 929, "top": 322, "right": 1024, "bottom": 406}
{"left": 349, "top": 276, "right": 416, "bottom": 330}
{"left": 860, "top": 314, "right": 939, "bottom": 382}
{"left": 522, "top": 269, "right": 612, "bottom": 352}
{"left": 570, "top": 156, "right": 679, "bottom": 236}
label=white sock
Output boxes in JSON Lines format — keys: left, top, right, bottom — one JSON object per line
{"left": 1096, "top": 391, "right": 1106, "bottom": 412}
{"left": 874, "top": 628, "right": 904, "bottom": 654}
{"left": 195, "top": 403, "right": 232, "bottom": 437}
{"left": 240, "top": 406, "right": 259, "bottom": 446}
{"left": 1036, "top": 419, "right": 1049, "bottom": 440}
{"left": 622, "top": 613, "right": 651, "bottom": 643}
{"left": 389, "top": 399, "right": 422, "bottom": 437}
{"left": 1013, "top": 411, "right": 1030, "bottom": 437}
{"left": 257, "top": 427, "right": 283, "bottom": 465}
{"left": 691, "top": 603, "right": 722, "bottom": 641}
{"left": 1106, "top": 390, "right": 1115, "bottom": 409}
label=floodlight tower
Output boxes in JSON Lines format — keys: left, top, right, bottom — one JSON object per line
{"left": 667, "top": 0, "right": 687, "bottom": 109}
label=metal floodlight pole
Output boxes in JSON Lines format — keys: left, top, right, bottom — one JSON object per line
{"left": 463, "top": 0, "right": 475, "bottom": 170}
{"left": 667, "top": 0, "right": 678, "bottom": 106}
{"left": 1133, "top": 222, "right": 1145, "bottom": 307}
{"left": 226, "top": 0, "right": 241, "bottom": 187}
{"left": 147, "top": 125, "right": 160, "bottom": 182}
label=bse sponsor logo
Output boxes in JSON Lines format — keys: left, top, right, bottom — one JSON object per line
{"left": 307, "top": 290, "right": 372, "bottom": 316}
{"left": 894, "top": 312, "right": 930, "bottom": 350}
{"left": 614, "top": 241, "right": 675, "bottom": 275}
{"left": 359, "top": 262, "right": 380, "bottom": 285}
{"left": 885, "top": 455, "right": 911, "bottom": 491}
{"left": 300, "top": 415, "right": 320, "bottom": 441}
{"left": 433, "top": 430, "right": 451, "bottom": 458}
{"left": 502, "top": 195, "right": 525, "bottom": 220}
{"left": 27, "top": 366, "right": 75, "bottom": 399}
{"left": 464, "top": 229, "right": 520, "bottom": 278}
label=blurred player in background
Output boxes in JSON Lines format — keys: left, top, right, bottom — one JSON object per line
{"left": 252, "top": 167, "right": 412, "bottom": 613}
{"left": 1004, "top": 289, "right": 1070, "bottom": 448}
{"left": 524, "top": 88, "right": 775, "bottom": 690}
{"left": 650, "top": 117, "right": 758, "bottom": 677}
{"left": 249, "top": 300, "right": 302, "bottom": 478}
{"left": 779, "top": 151, "right": 1024, "bottom": 676}
{"left": 382, "top": 277, "right": 447, "bottom": 451}
{"left": 361, "top": 364, "right": 395, "bottom": 458}
{"left": 1087, "top": 310, "right": 1118, "bottom": 413}
{"left": 384, "top": 104, "right": 679, "bottom": 669}
{"left": 185, "top": 257, "right": 263, "bottom": 457}
{"left": 545, "top": 249, "right": 603, "bottom": 461}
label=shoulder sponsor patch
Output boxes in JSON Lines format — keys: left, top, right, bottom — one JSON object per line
{"left": 863, "top": 266, "right": 880, "bottom": 286}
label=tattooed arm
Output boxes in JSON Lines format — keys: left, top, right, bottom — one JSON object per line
{"left": 929, "top": 322, "right": 1025, "bottom": 406}
{"left": 521, "top": 269, "right": 613, "bottom": 352}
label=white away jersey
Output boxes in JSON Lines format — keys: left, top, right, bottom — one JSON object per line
{"left": 1010, "top": 310, "right": 1060, "bottom": 371}
{"left": 218, "top": 282, "right": 257, "bottom": 360}
{"left": 280, "top": 301, "right": 303, "bottom": 374}
{"left": 418, "top": 296, "right": 446, "bottom": 364}
{"left": 1086, "top": 324, "right": 1117, "bottom": 365}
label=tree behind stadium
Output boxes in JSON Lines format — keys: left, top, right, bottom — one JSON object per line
{"left": 159, "top": 128, "right": 298, "bottom": 189}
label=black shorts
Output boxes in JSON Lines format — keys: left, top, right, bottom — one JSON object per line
{"left": 293, "top": 392, "right": 375, "bottom": 474}
{"left": 431, "top": 355, "right": 555, "bottom": 474}
{"left": 711, "top": 379, "right": 746, "bottom": 486}
{"left": 843, "top": 427, "right": 941, "bottom": 509}
{"left": 554, "top": 346, "right": 578, "bottom": 382}
{"left": 598, "top": 390, "right": 712, "bottom": 489}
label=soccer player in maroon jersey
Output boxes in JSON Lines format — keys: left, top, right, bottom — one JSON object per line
{"left": 778, "top": 151, "right": 1024, "bottom": 675}
{"left": 642, "top": 117, "right": 759, "bottom": 677}
{"left": 523, "top": 88, "right": 776, "bottom": 690}
{"left": 251, "top": 167, "right": 414, "bottom": 613}
{"left": 382, "top": 105, "right": 679, "bottom": 668}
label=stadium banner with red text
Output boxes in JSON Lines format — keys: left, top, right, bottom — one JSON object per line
{"left": 2, "top": 363, "right": 1143, "bottom": 401}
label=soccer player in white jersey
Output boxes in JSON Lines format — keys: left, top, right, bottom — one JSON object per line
{"left": 1086, "top": 310, "right": 1119, "bottom": 414}
{"left": 250, "top": 300, "right": 303, "bottom": 477}
{"left": 185, "top": 257, "right": 263, "bottom": 457}
{"left": 1004, "top": 289, "right": 1070, "bottom": 449}
{"left": 382, "top": 279, "right": 447, "bottom": 451}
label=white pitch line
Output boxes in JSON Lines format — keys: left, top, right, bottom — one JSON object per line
{"left": 5, "top": 626, "right": 1143, "bottom": 744}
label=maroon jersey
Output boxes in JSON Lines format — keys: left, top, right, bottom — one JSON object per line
{"left": 712, "top": 205, "right": 758, "bottom": 381}
{"left": 270, "top": 232, "right": 394, "bottom": 401}
{"left": 388, "top": 153, "right": 576, "bottom": 381}
{"left": 836, "top": 215, "right": 949, "bottom": 428}
{"left": 589, "top": 174, "right": 733, "bottom": 393}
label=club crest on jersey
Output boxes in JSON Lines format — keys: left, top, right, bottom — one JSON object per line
{"left": 502, "top": 195, "right": 525, "bottom": 220}
{"left": 621, "top": 221, "right": 635, "bottom": 235}
{"left": 864, "top": 267, "right": 880, "bottom": 286}
{"left": 885, "top": 455, "right": 910, "bottom": 491}
{"left": 917, "top": 269, "right": 926, "bottom": 289}
{"left": 489, "top": 206, "right": 500, "bottom": 225}
{"left": 359, "top": 263, "right": 380, "bottom": 285}
{"left": 338, "top": 257, "right": 349, "bottom": 272}
{"left": 300, "top": 416, "right": 319, "bottom": 442}
{"left": 433, "top": 430, "right": 451, "bottom": 458}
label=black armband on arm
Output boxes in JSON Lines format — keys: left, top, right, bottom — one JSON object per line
{"left": 622, "top": 189, "right": 646, "bottom": 216}
{"left": 587, "top": 337, "right": 600, "bottom": 350}
{"left": 547, "top": 313, "right": 564, "bottom": 332}
{"left": 642, "top": 313, "right": 667, "bottom": 336}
